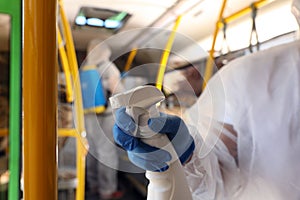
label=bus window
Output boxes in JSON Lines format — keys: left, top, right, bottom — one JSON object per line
{"left": 0, "top": 13, "right": 10, "bottom": 198}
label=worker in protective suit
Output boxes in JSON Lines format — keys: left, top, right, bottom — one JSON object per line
{"left": 82, "top": 39, "right": 124, "bottom": 200}
{"left": 112, "top": 0, "right": 300, "bottom": 199}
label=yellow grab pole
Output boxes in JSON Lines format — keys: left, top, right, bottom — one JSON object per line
{"left": 57, "top": 27, "right": 74, "bottom": 103}
{"left": 59, "top": 1, "right": 88, "bottom": 200}
{"left": 24, "top": 0, "right": 57, "bottom": 199}
{"left": 123, "top": 48, "right": 138, "bottom": 72}
{"left": 224, "top": 0, "right": 269, "bottom": 24}
{"left": 156, "top": 15, "right": 182, "bottom": 91}
{"left": 202, "top": 0, "right": 228, "bottom": 90}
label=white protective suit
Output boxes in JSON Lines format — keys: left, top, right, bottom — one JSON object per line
{"left": 83, "top": 39, "right": 124, "bottom": 198}
{"left": 183, "top": 1, "right": 300, "bottom": 199}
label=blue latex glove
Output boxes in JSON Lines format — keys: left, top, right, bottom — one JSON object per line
{"left": 113, "top": 107, "right": 195, "bottom": 172}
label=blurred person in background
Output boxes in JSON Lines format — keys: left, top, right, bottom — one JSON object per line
{"left": 81, "top": 39, "right": 124, "bottom": 200}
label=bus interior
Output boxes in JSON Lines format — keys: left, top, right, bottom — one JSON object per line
{"left": 0, "top": 0, "right": 299, "bottom": 199}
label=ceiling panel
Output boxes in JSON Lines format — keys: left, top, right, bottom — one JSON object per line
{"left": 61, "top": 0, "right": 293, "bottom": 66}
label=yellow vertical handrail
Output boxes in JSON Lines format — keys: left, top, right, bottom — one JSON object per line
{"left": 156, "top": 15, "right": 182, "bottom": 91}
{"left": 202, "top": 0, "right": 228, "bottom": 90}
{"left": 58, "top": 1, "right": 88, "bottom": 200}
{"left": 123, "top": 47, "right": 138, "bottom": 72}
{"left": 202, "top": 0, "right": 269, "bottom": 90}
{"left": 24, "top": 0, "right": 58, "bottom": 199}
{"left": 58, "top": 1, "right": 85, "bottom": 135}
{"left": 57, "top": 26, "right": 74, "bottom": 102}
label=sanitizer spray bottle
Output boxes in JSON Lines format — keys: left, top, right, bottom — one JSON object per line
{"left": 110, "top": 85, "right": 193, "bottom": 200}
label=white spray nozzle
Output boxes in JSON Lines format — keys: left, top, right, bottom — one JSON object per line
{"left": 109, "top": 85, "right": 165, "bottom": 110}
{"left": 109, "top": 85, "right": 165, "bottom": 137}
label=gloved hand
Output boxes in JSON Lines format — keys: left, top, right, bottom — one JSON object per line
{"left": 113, "top": 107, "right": 195, "bottom": 172}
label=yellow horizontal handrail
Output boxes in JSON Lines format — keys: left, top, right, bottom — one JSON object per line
{"left": 58, "top": 129, "right": 88, "bottom": 155}
{"left": 223, "top": 0, "right": 269, "bottom": 24}
{"left": 58, "top": 128, "right": 79, "bottom": 137}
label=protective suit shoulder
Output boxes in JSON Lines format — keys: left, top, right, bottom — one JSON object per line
{"left": 204, "top": 40, "right": 300, "bottom": 124}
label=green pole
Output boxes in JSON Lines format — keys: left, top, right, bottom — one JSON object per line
{"left": 0, "top": 0, "right": 22, "bottom": 199}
